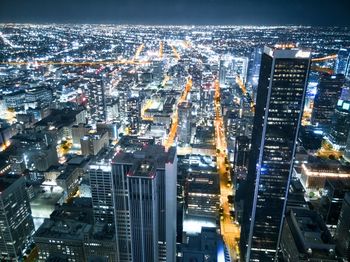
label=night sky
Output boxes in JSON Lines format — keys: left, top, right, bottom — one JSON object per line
{"left": 0, "top": 0, "right": 349, "bottom": 25}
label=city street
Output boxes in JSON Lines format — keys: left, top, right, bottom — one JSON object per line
{"left": 214, "top": 79, "right": 241, "bottom": 261}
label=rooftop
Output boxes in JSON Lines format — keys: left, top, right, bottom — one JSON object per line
{"left": 285, "top": 209, "right": 335, "bottom": 258}
{"left": 128, "top": 161, "right": 156, "bottom": 178}
{"left": 0, "top": 175, "right": 23, "bottom": 193}
{"left": 35, "top": 218, "right": 92, "bottom": 241}
{"left": 113, "top": 144, "right": 176, "bottom": 169}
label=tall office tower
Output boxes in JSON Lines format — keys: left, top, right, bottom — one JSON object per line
{"left": 311, "top": 74, "right": 345, "bottom": 128}
{"left": 128, "top": 161, "right": 159, "bottom": 261}
{"left": 232, "top": 56, "right": 249, "bottom": 84}
{"left": 0, "top": 176, "right": 35, "bottom": 260}
{"left": 247, "top": 47, "right": 263, "bottom": 90}
{"left": 219, "top": 60, "right": 227, "bottom": 86}
{"left": 90, "top": 145, "right": 177, "bottom": 262}
{"left": 240, "top": 45, "right": 311, "bottom": 261}
{"left": 89, "top": 151, "right": 115, "bottom": 225}
{"left": 151, "top": 60, "right": 164, "bottom": 83}
{"left": 177, "top": 101, "right": 192, "bottom": 145}
{"left": 113, "top": 145, "right": 177, "bottom": 262}
{"left": 126, "top": 97, "right": 141, "bottom": 135}
{"left": 87, "top": 77, "right": 107, "bottom": 122}
{"left": 327, "top": 100, "right": 350, "bottom": 150}
{"left": 335, "top": 48, "right": 350, "bottom": 75}
{"left": 320, "top": 179, "right": 350, "bottom": 228}
{"left": 335, "top": 192, "right": 350, "bottom": 260}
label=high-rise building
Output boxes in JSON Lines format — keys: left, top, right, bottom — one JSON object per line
{"left": 89, "top": 151, "right": 115, "bottom": 225}
{"left": 280, "top": 209, "right": 337, "bottom": 262}
{"left": 240, "top": 45, "right": 311, "bottom": 261}
{"left": 335, "top": 192, "right": 350, "bottom": 260}
{"left": 0, "top": 176, "right": 35, "bottom": 260}
{"left": 232, "top": 56, "right": 249, "bottom": 84}
{"left": 320, "top": 179, "right": 350, "bottom": 229}
{"left": 126, "top": 97, "right": 141, "bottom": 135}
{"left": 335, "top": 48, "right": 350, "bottom": 76}
{"left": 311, "top": 74, "right": 345, "bottom": 129}
{"left": 327, "top": 99, "right": 350, "bottom": 150}
{"left": 219, "top": 60, "right": 227, "bottom": 86}
{"left": 177, "top": 101, "right": 192, "bottom": 145}
{"left": 89, "top": 145, "right": 177, "bottom": 262}
{"left": 87, "top": 77, "right": 106, "bottom": 122}
{"left": 247, "top": 47, "right": 263, "bottom": 93}
{"left": 128, "top": 161, "right": 160, "bottom": 261}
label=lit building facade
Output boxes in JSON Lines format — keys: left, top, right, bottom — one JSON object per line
{"left": 177, "top": 101, "right": 192, "bottom": 145}
{"left": 327, "top": 100, "right": 350, "bottom": 150}
{"left": 311, "top": 74, "right": 345, "bottom": 129}
{"left": 89, "top": 145, "right": 177, "bottom": 262}
{"left": 0, "top": 176, "right": 35, "bottom": 260}
{"left": 240, "top": 46, "right": 311, "bottom": 261}
{"left": 335, "top": 192, "right": 350, "bottom": 261}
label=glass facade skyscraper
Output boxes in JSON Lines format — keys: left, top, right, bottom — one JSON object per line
{"left": 0, "top": 176, "right": 35, "bottom": 260}
{"left": 311, "top": 74, "right": 345, "bottom": 129}
{"left": 327, "top": 100, "right": 350, "bottom": 150}
{"left": 240, "top": 45, "right": 311, "bottom": 261}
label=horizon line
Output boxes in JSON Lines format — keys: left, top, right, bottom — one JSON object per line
{"left": 0, "top": 22, "right": 349, "bottom": 28}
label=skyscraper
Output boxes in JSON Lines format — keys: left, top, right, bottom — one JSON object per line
{"left": 311, "top": 74, "right": 345, "bottom": 129}
{"left": 335, "top": 48, "right": 350, "bottom": 76}
{"left": 0, "top": 176, "right": 35, "bottom": 260}
{"left": 177, "top": 101, "right": 192, "bottom": 145}
{"left": 240, "top": 45, "right": 311, "bottom": 261}
{"left": 86, "top": 77, "right": 107, "bottom": 122}
{"left": 219, "top": 60, "right": 226, "bottom": 86}
{"left": 89, "top": 145, "right": 177, "bottom": 262}
{"left": 89, "top": 153, "right": 115, "bottom": 225}
{"left": 128, "top": 161, "right": 159, "bottom": 261}
{"left": 335, "top": 192, "right": 350, "bottom": 260}
{"left": 327, "top": 99, "right": 350, "bottom": 150}
{"left": 126, "top": 97, "right": 141, "bottom": 135}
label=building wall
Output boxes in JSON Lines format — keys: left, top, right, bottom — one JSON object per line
{"left": 0, "top": 177, "right": 35, "bottom": 260}
{"left": 241, "top": 47, "right": 310, "bottom": 261}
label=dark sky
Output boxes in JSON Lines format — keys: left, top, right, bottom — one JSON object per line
{"left": 0, "top": 0, "right": 349, "bottom": 25}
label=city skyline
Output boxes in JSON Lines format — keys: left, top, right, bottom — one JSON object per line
{"left": 1, "top": 12, "right": 350, "bottom": 262}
